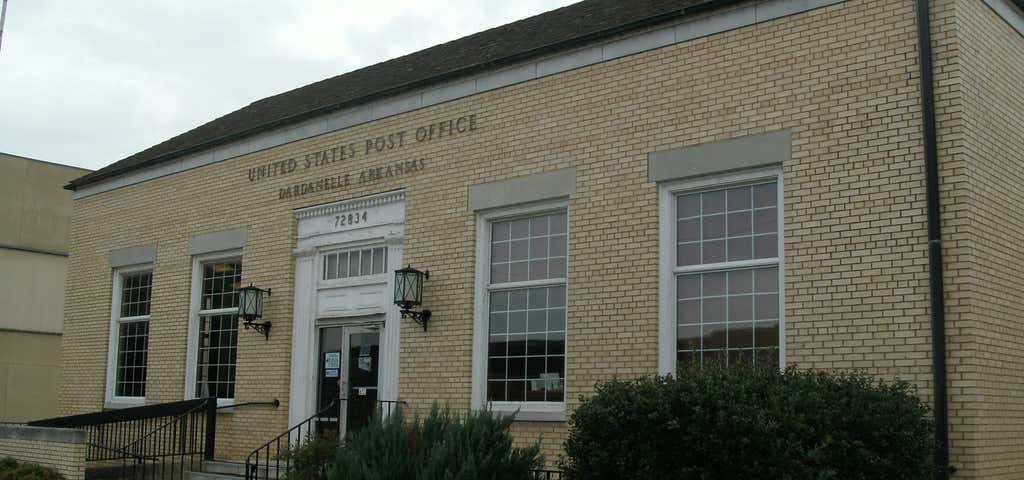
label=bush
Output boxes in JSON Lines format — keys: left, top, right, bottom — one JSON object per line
{"left": 0, "top": 457, "right": 66, "bottom": 480}
{"left": 562, "top": 368, "right": 934, "bottom": 480}
{"left": 328, "top": 405, "right": 544, "bottom": 480}
{"left": 280, "top": 431, "right": 340, "bottom": 480}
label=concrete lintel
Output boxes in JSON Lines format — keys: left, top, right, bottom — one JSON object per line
{"left": 109, "top": 244, "right": 156, "bottom": 267}
{"left": 648, "top": 130, "right": 791, "bottom": 182}
{"left": 468, "top": 168, "right": 576, "bottom": 211}
{"left": 188, "top": 228, "right": 247, "bottom": 256}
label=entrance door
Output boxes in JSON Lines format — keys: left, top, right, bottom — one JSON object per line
{"left": 341, "top": 327, "right": 380, "bottom": 435}
{"left": 316, "top": 325, "right": 380, "bottom": 437}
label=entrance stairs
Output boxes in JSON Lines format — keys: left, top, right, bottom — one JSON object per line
{"left": 186, "top": 460, "right": 281, "bottom": 480}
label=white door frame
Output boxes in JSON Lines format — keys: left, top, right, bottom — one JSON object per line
{"left": 288, "top": 191, "right": 405, "bottom": 428}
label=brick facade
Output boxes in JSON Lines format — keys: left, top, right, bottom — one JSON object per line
{"left": 59, "top": 0, "right": 1023, "bottom": 475}
{"left": 943, "top": 1, "right": 1024, "bottom": 477}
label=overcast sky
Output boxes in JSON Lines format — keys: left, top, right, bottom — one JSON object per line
{"left": 0, "top": 0, "right": 577, "bottom": 171}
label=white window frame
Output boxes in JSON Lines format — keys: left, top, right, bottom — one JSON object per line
{"left": 184, "top": 250, "right": 242, "bottom": 408}
{"left": 319, "top": 242, "right": 390, "bottom": 286}
{"left": 658, "top": 167, "right": 786, "bottom": 375}
{"left": 105, "top": 264, "right": 153, "bottom": 409}
{"left": 471, "top": 199, "right": 569, "bottom": 422}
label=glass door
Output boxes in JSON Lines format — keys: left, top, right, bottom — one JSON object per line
{"left": 316, "top": 324, "right": 380, "bottom": 438}
{"left": 316, "top": 326, "right": 343, "bottom": 436}
{"left": 341, "top": 326, "right": 380, "bottom": 436}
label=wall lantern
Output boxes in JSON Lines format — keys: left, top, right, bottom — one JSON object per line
{"left": 238, "top": 284, "right": 272, "bottom": 340}
{"left": 394, "top": 265, "right": 431, "bottom": 331}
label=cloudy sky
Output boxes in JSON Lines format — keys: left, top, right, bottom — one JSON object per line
{"left": 0, "top": 0, "right": 577, "bottom": 171}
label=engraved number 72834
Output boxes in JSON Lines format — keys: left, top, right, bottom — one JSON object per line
{"left": 335, "top": 211, "right": 368, "bottom": 227}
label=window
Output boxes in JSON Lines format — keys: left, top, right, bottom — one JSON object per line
{"left": 472, "top": 201, "right": 568, "bottom": 421}
{"left": 106, "top": 267, "right": 152, "bottom": 405}
{"left": 323, "top": 247, "right": 387, "bottom": 280}
{"left": 192, "top": 259, "right": 242, "bottom": 400}
{"left": 660, "top": 169, "right": 783, "bottom": 373}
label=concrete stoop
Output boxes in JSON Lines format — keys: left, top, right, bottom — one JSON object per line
{"left": 185, "top": 472, "right": 243, "bottom": 480}
{"left": 185, "top": 460, "right": 284, "bottom": 480}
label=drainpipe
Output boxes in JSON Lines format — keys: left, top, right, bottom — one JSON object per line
{"left": 914, "top": 0, "right": 952, "bottom": 478}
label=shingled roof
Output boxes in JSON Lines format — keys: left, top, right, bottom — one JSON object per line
{"left": 67, "top": 0, "right": 737, "bottom": 190}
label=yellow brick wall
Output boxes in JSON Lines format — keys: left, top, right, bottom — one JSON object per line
{"left": 928, "top": 0, "right": 972, "bottom": 475}
{"left": 0, "top": 432, "right": 87, "bottom": 480}
{"left": 943, "top": 1, "right": 1024, "bottom": 478}
{"left": 60, "top": 0, "right": 1011, "bottom": 470}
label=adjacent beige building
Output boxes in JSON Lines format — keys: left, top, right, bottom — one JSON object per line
{"left": 55, "top": 0, "right": 1024, "bottom": 478}
{"left": 0, "top": 152, "right": 90, "bottom": 422}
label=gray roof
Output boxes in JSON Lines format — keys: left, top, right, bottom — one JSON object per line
{"left": 62, "top": 0, "right": 1024, "bottom": 190}
{"left": 66, "top": 0, "right": 721, "bottom": 190}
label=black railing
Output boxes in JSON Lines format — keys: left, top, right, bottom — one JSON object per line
{"left": 28, "top": 398, "right": 216, "bottom": 480}
{"left": 218, "top": 399, "right": 281, "bottom": 411}
{"left": 245, "top": 398, "right": 405, "bottom": 480}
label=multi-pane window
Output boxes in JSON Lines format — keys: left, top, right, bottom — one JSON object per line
{"left": 486, "top": 211, "right": 567, "bottom": 403}
{"left": 676, "top": 182, "right": 778, "bottom": 266}
{"left": 676, "top": 267, "right": 780, "bottom": 368}
{"left": 196, "top": 261, "right": 241, "bottom": 399}
{"left": 675, "top": 181, "right": 781, "bottom": 368}
{"left": 114, "top": 271, "right": 152, "bottom": 398}
{"left": 489, "top": 212, "right": 568, "bottom": 284}
{"left": 323, "top": 247, "right": 387, "bottom": 280}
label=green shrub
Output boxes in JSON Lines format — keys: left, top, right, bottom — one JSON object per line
{"left": 562, "top": 368, "right": 934, "bottom": 480}
{"left": 328, "top": 405, "right": 543, "bottom": 480}
{"left": 0, "top": 457, "right": 66, "bottom": 480}
{"left": 279, "top": 431, "right": 341, "bottom": 480}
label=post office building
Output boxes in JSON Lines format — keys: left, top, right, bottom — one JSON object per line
{"left": 54, "top": 0, "right": 1024, "bottom": 478}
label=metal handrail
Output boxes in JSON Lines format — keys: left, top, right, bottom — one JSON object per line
{"left": 217, "top": 399, "right": 280, "bottom": 410}
{"left": 119, "top": 401, "right": 208, "bottom": 455}
{"left": 245, "top": 399, "right": 339, "bottom": 480}
{"left": 25, "top": 397, "right": 217, "bottom": 480}
{"left": 245, "top": 398, "right": 408, "bottom": 480}
{"left": 29, "top": 398, "right": 208, "bottom": 429}
{"left": 244, "top": 399, "right": 560, "bottom": 480}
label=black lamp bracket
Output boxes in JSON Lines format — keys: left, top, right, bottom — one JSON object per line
{"left": 400, "top": 309, "right": 431, "bottom": 331}
{"left": 243, "top": 320, "right": 272, "bottom": 340}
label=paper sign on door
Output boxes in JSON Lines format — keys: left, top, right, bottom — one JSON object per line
{"left": 324, "top": 352, "right": 340, "bottom": 369}
{"left": 358, "top": 355, "right": 372, "bottom": 372}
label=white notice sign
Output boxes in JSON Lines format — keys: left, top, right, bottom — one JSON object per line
{"left": 324, "top": 352, "right": 340, "bottom": 369}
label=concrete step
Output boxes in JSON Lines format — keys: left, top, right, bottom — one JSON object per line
{"left": 186, "top": 471, "right": 244, "bottom": 480}
{"left": 185, "top": 460, "right": 286, "bottom": 480}
{"left": 202, "top": 461, "right": 247, "bottom": 476}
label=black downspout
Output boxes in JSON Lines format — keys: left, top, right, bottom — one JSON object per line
{"left": 914, "top": 0, "right": 952, "bottom": 478}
